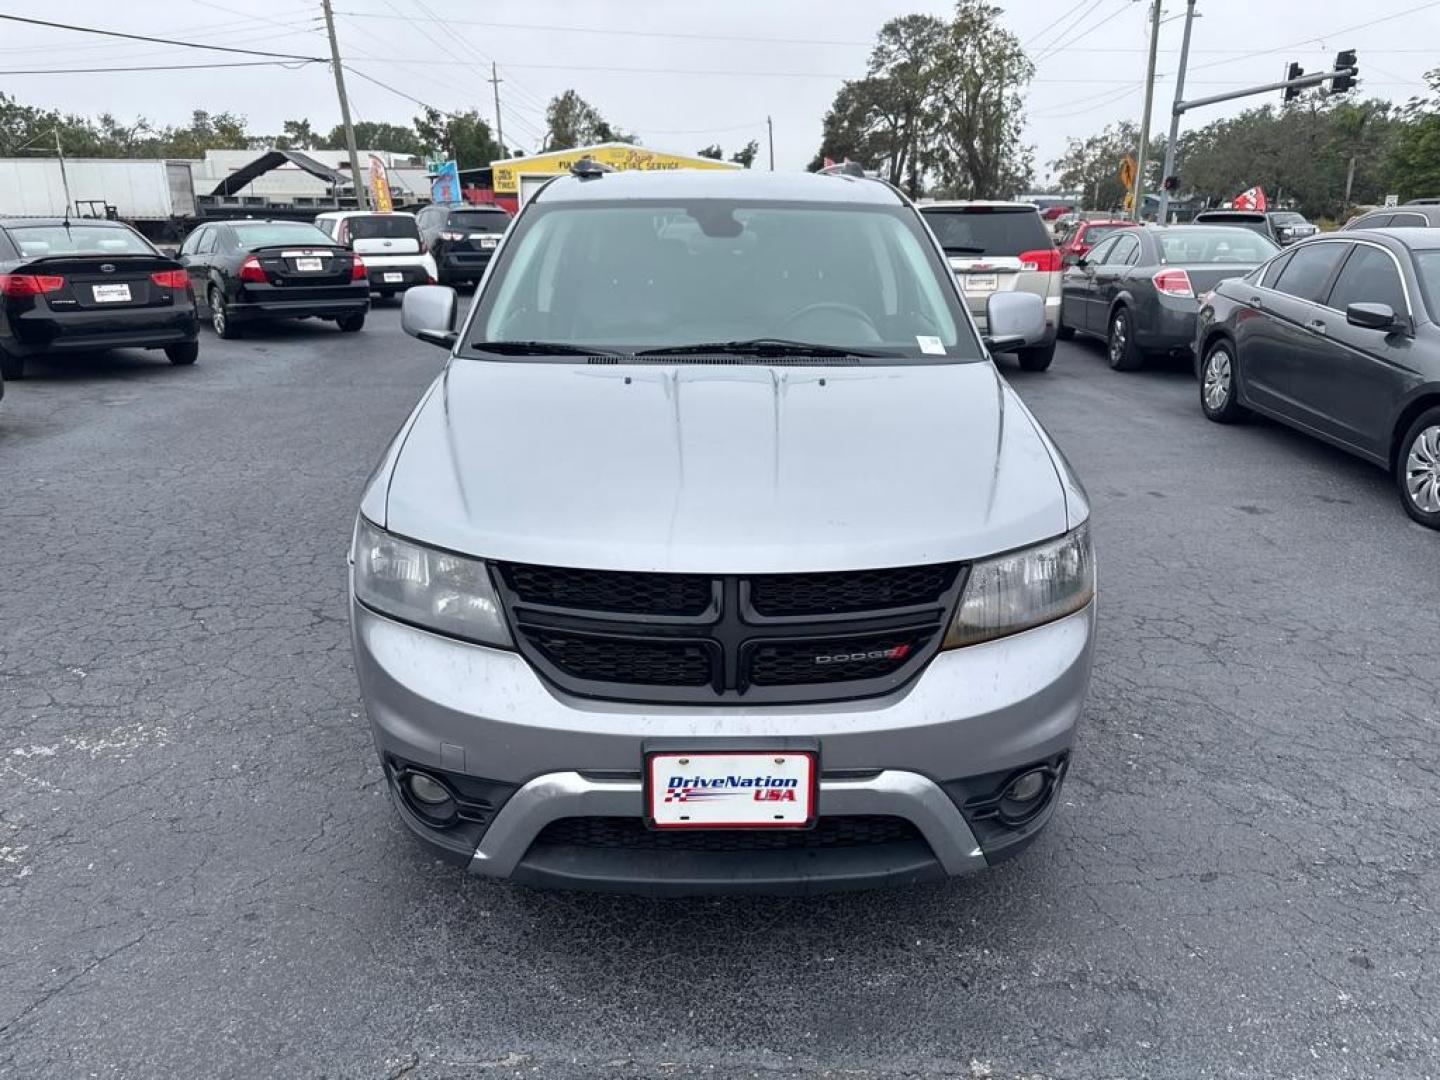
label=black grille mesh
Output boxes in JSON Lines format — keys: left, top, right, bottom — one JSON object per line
{"left": 530, "top": 632, "right": 712, "bottom": 687}
{"left": 533, "top": 815, "right": 921, "bottom": 852}
{"left": 503, "top": 564, "right": 712, "bottom": 616}
{"left": 750, "top": 632, "right": 933, "bottom": 686}
{"left": 749, "top": 564, "right": 958, "bottom": 616}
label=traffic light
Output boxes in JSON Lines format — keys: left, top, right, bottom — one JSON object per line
{"left": 1283, "top": 62, "right": 1305, "bottom": 102}
{"left": 1332, "top": 49, "right": 1358, "bottom": 93}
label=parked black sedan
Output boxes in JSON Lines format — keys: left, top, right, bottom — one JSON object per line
{"left": 1195, "top": 229, "right": 1440, "bottom": 529}
{"left": 178, "top": 220, "right": 369, "bottom": 339}
{"left": 0, "top": 218, "right": 199, "bottom": 379}
{"left": 1059, "top": 225, "right": 1278, "bottom": 370}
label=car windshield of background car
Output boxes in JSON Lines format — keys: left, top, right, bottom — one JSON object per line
{"left": 1159, "top": 230, "right": 1279, "bottom": 264}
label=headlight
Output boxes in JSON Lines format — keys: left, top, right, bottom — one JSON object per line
{"left": 944, "top": 523, "right": 1094, "bottom": 648}
{"left": 351, "top": 517, "right": 511, "bottom": 647}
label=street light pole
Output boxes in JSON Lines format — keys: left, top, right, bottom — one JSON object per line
{"left": 1156, "top": 0, "right": 1197, "bottom": 224}
{"left": 1130, "top": 0, "right": 1163, "bottom": 222}
{"left": 321, "top": 0, "right": 369, "bottom": 210}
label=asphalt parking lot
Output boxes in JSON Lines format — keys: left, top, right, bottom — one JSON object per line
{"left": 2, "top": 305, "right": 1437, "bottom": 1080}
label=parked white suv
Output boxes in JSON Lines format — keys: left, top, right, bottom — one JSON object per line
{"left": 314, "top": 211, "right": 437, "bottom": 299}
{"left": 919, "top": 201, "right": 1062, "bottom": 371}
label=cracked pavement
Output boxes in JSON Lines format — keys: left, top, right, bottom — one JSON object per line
{"left": 1, "top": 308, "right": 1436, "bottom": 1079}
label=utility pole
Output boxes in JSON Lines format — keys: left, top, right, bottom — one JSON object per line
{"left": 1156, "top": 0, "right": 1197, "bottom": 224}
{"left": 489, "top": 62, "right": 505, "bottom": 157}
{"left": 766, "top": 116, "right": 774, "bottom": 171}
{"left": 321, "top": 0, "right": 369, "bottom": 210}
{"left": 55, "top": 128, "right": 73, "bottom": 220}
{"left": 1130, "top": 0, "right": 1163, "bottom": 222}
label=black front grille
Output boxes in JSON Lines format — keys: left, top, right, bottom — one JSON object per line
{"left": 533, "top": 815, "right": 921, "bottom": 852}
{"left": 531, "top": 632, "right": 713, "bottom": 687}
{"left": 749, "top": 631, "right": 936, "bottom": 686}
{"left": 749, "top": 564, "right": 959, "bottom": 617}
{"left": 496, "top": 561, "right": 965, "bottom": 705}
{"left": 501, "top": 564, "right": 713, "bottom": 617}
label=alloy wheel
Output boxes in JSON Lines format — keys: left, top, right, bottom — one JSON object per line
{"left": 211, "top": 292, "right": 226, "bottom": 336}
{"left": 1404, "top": 424, "right": 1440, "bottom": 514}
{"left": 1203, "top": 349, "right": 1233, "bottom": 412}
{"left": 1108, "top": 313, "right": 1127, "bottom": 365}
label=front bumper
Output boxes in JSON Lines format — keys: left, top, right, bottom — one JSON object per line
{"left": 352, "top": 598, "right": 1094, "bottom": 893}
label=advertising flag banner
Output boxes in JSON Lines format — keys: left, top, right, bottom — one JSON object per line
{"left": 369, "top": 155, "right": 393, "bottom": 212}
{"left": 430, "top": 159, "right": 461, "bottom": 204}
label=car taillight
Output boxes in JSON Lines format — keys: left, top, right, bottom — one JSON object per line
{"left": 439, "top": 230, "right": 465, "bottom": 241}
{"left": 0, "top": 273, "right": 65, "bottom": 297}
{"left": 1153, "top": 268, "right": 1195, "bottom": 297}
{"left": 238, "top": 255, "right": 267, "bottom": 284}
{"left": 150, "top": 269, "right": 188, "bottom": 289}
{"left": 1020, "top": 248, "right": 1061, "bottom": 272}
{"left": 351, "top": 255, "right": 367, "bottom": 280}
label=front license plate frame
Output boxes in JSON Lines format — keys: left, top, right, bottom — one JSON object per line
{"left": 91, "top": 283, "right": 132, "bottom": 303}
{"left": 644, "top": 749, "right": 818, "bottom": 830}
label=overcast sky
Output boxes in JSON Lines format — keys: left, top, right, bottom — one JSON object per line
{"left": 3, "top": 0, "right": 1436, "bottom": 181}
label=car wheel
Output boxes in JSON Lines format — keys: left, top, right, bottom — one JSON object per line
{"left": 1199, "top": 339, "right": 1248, "bottom": 423}
{"left": 1106, "top": 307, "right": 1143, "bottom": 371}
{"left": 0, "top": 346, "right": 23, "bottom": 380}
{"left": 165, "top": 341, "right": 199, "bottom": 366}
{"left": 337, "top": 313, "right": 366, "bottom": 333}
{"left": 209, "top": 288, "right": 241, "bottom": 340}
{"left": 1397, "top": 407, "right": 1440, "bottom": 530}
{"left": 1016, "top": 340, "right": 1056, "bottom": 372}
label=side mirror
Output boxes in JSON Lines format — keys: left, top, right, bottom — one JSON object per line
{"left": 401, "top": 285, "right": 459, "bottom": 349}
{"left": 983, "top": 291, "right": 1046, "bottom": 353}
{"left": 1346, "top": 302, "right": 1403, "bottom": 333}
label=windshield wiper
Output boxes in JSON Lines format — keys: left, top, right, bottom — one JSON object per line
{"left": 470, "top": 340, "right": 632, "bottom": 357}
{"left": 635, "top": 338, "right": 884, "bottom": 358}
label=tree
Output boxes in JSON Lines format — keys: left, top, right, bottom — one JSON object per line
{"left": 1386, "top": 68, "right": 1440, "bottom": 202}
{"left": 152, "top": 111, "right": 251, "bottom": 158}
{"left": 542, "top": 90, "right": 633, "bottom": 150}
{"left": 325, "top": 120, "right": 424, "bottom": 158}
{"left": 279, "top": 118, "right": 317, "bottom": 151}
{"left": 1050, "top": 121, "right": 1163, "bottom": 212}
{"left": 696, "top": 144, "right": 723, "bottom": 160}
{"left": 928, "top": 1, "right": 1035, "bottom": 198}
{"left": 412, "top": 108, "right": 500, "bottom": 168}
{"left": 730, "top": 140, "right": 759, "bottom": 169}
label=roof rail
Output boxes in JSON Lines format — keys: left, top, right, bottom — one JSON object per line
{"left": 569, "top": 156, "right": 614, "bottom": 180}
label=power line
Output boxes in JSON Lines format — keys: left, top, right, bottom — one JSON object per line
{"left": 0, "top": 59, "right": 315, "bottom": 75}
{"left": 1185, "top": 0, "right": 1440, "bottom": 74}
{"left": 0, "top": 13, "right": 324, "bottom": 62}
{"left": 1035, "top": 1, "right": 1135, "bottom": 65}
{"left": 1028, "top": 0, "right": 1106, "bottom": 61}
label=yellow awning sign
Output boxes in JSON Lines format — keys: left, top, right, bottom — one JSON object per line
{"left": 491, "top": 142, "right": 739, "bottom": 196}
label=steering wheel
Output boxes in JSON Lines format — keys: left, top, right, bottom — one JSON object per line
{"left": 779, "top": 301, "right": 881, "bottom": 339}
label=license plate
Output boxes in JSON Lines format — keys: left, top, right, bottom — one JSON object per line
{"left": 646, "top": 750, "right": 816, "bottom": 829}
{"left": 476, "top": 236, "right": 499, "bottom": 248}
{"left": 382, "top": 272, "right": 403, "bottom": 283}
{"left": 91, "top": 283, "right": 132, "bottom": 303}
{"left": 964, "top": 273, "right": 998, "bottom": 292}
{"left": 294, "top": 257, "right": 324, "bottom": 272}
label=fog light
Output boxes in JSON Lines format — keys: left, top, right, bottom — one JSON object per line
{"left": 1004, "top": 769, "right": 1047, "bottom": 804}
{"left": 406, "top": 771, "right": 451, "bottom": 806}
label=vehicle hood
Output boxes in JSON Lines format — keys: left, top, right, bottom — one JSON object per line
{"left": 380, "top": 359, "right": 1073, "bottom": 573}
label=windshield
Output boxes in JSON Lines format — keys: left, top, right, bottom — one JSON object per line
{"left": 448, "top": 210, "right": 508, "bottom": 233}
{"left": 9, "top": 224, "right": 154, "bottom": 257}
{"left": 1412, "top": 250, "right": 1440, "bottom": 320}
{"left": 920, "top": 207, "right": 1051, "bottom": 256}
{"left": 472, "top": 200, "right": 976, "bottom": 360}
{"left": 346, "top": 215, "right": 420, "bottom": 241}
{"left": 231, "top": 222, "right": 335, "bottom": 247}
{"left": 1160, "top": 229, "right": 1279, "bottom": 264}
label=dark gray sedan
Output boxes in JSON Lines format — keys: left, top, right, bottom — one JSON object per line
{"left": 1194, "top": 229, "right": 1440, "bottom": 529}
{"left": 1058, "top": 225, "right": 1278, "bottom": 370}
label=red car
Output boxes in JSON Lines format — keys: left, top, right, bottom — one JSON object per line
{"left": 1040, "top": 205, "right": 1074, "bottom": 222}
{"left": 1058, "top": 218, "right": 1137, "bottom": 263}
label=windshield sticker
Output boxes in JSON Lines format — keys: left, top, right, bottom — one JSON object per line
{"left": 916, "top": 336, "right": 945, "bottom": 355}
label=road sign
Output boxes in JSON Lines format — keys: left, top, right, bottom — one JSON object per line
{"left": 1384, "top": 194, "right": 1399, "bottom": 207}
{"left": 1123, "top": 191, "right": 1135, "bottom": 212}
{"left": 1119, "top": 155, "right": 1137, "bottom": 189}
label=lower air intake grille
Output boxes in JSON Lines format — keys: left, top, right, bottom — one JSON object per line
{"left": 533, "top": 815, "right": 921, "bottom": 852}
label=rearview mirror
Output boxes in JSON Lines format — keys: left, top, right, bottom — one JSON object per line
{"left": 1346, "top": 301, "right": 1402, "bottom": 333}
{"left": 401, "top": 285, "right": 459, "bottom": 349}
{"left": 983, "top": 291, "right": 1046, "bottom": 353}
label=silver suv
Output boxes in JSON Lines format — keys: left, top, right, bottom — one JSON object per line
{"left": 919, "top": 201, "right": 1063, "bottom": 371}
{"left": 350, "top": 169, "right": 1096, "bottom": 895}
